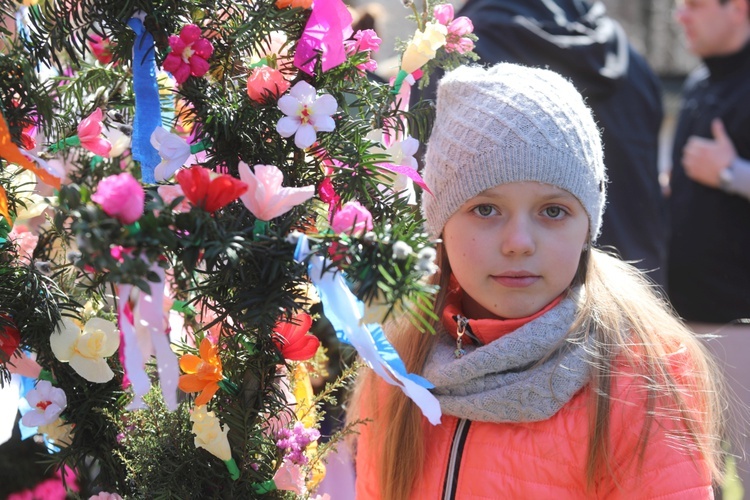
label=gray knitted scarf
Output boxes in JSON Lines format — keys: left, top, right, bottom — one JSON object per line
{"left": 422, "top": 290, "right": 592, "bottom": 423}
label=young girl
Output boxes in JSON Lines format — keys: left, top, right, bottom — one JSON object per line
{"left": 350, "top": 64, "right": 726, "bottom": 499}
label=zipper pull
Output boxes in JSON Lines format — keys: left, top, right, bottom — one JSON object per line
{"left": 455, "top": 315, "right": 468, "bottom": 358}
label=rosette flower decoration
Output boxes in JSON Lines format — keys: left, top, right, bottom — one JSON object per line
{"left": 190, "top": 405, "right": 239, "bottom": 480}
{"left": 91, "top": 172, "right": 146, "bottom": 224}
{"left": 163, "top": 24, "right": 214, "bottom": 85}
{"left": 276, "top": 81, "right": 337, "bottom": 149}
{"left": 178, "top": 337, "right": 224, "bottom": 406}
{"left": 331, "top": 201, "right": 373, "bottom": 236}
{"left": 246, "top": 66, "right": 290, "bottom": 104}
{"left": 50, "top": 317, "right": 121, "bottom": 383}
{"left": 21, "top": 380, "right": 67, "bottom": 427}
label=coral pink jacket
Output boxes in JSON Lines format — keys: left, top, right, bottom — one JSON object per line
{"left": 356, "top": 370, "right": 713, "bottom": 499}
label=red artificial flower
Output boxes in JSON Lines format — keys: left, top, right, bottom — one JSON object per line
{"left": 88, "top": 33, "right": 114, "bottom": 64}
{"left": 0, "top": 314, "right": 20, "bottom": 362}
{"left": 272, "top": 312, "right": 320, "bottom": 361}
{"left": 176, "top": 165, "right": 248, "bottom": 213}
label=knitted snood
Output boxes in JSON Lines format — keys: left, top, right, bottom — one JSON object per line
{"left": 423, "top": 290, "right": 591, "bottom": 423}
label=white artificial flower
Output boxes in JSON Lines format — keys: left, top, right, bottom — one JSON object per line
{"left": 392, "top": 240, "right": 413, "bottom": 260}
{"left": 50, "top": 317, "right": 120, "bottom": 383}
{"left": 276, "top": 81, "right": 337, "bottom": 149}
{"left": 21, "top": 380, "right": 67, "bottom": 427}
{"left": 400, "top": 22, "right": 448, "bottom": 74}
{"left": 150, "top": 126, "right": 191, "bottom": 181}
{"left": 190, "top": 405, "right": 232, "bottom": 461}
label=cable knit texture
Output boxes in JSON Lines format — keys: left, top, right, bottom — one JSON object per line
{"left": 422, "top": 63, "right": 607, "bottom": 240}
{"left": 423, "top": 289, "right": 591, "bottom": 422}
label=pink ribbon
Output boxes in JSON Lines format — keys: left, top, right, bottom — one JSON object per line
{"left": 294, "top": 0, "right": 353, "bottom": 75}
{"left": 375, "top": 162, "right": 432, "bottom": 194}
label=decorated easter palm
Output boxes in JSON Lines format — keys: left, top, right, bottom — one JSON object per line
{"left": 0, "top": 0, "right": 476, "bottom": 496}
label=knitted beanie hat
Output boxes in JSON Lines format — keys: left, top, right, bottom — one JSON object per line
{"left": 422, "top": 63, "right": 607, "bottom": 241}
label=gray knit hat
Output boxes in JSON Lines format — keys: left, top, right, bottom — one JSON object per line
{"left": 422, "top": 63, "right": 607, "bottom": 241}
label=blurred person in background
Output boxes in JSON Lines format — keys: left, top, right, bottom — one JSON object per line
{"left": 418, "top": 0, "right": 668, "bottom": 288}
{"left": 670, "top": 0, "right": 750, "bottom": 494}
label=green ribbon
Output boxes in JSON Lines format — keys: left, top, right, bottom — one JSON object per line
{"left": 217, "top": 378, "right": 240, "bottom": 396}
{"left": 48, "top": 136, "right": 81, "bottom": 153}
{"left": 253, "top": 219, "right": 269, "bottom": 238}
{"left": 390, "top": 69, "right": 409, "bottom": 95}
{"left": 189, "top": 139, "right": 211, "bottom": 154}
{"left": 251, "top": 480, "right": 276, "bottom": 494}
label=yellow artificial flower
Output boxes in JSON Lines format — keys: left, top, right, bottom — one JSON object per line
{"left": 50, "top": 317, "right": 120, "bottom": 383}
{"left": 400, "top": 22, "right": 448, "bottom": 74}
{"left": 39, "top": 418, "right": 75, "bottom": 447}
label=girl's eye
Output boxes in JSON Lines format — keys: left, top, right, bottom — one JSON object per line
{"left": 543, "top": 206, "right": 566, "bottom": 219}
{"left": 473, "top": 205, "right": 496, "bottom": 217}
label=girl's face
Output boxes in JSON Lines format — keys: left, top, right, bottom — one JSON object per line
{"left": 443, "top": 182, "right": 589, "bottom": 319}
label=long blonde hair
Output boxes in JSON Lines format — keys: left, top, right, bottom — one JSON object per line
{"left": 348, "top": 247, "right": 726, "bottom": 499}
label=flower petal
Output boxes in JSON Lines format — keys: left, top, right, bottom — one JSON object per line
{"left": 312, "top": 94, "right": 337, "bottom": 117}
{"left": 289, "top": 81, "right": 316, "bottom": 103}
{"left": 276, "top": 116, "right": 300, "bottom": 138}
{"left": 69, "top": 354, "right": 115, "bottom": 383}
{"left": 311, "top": 115, "right": 335, "bottom": 133}
{"left": 294, "top": 124, "right": 316, "bottom": 149}
{"left": 277, "top": 95, "right": 301, "bottom": 117}
{"left": 179, "top": 353, "right": 202, "bottom": 374}
{"left": 50, "top": 318, "right": 81, "bottom": 362}
{"left": 195, "top": 381, "right": 220, "bottom": 406}
{"left": 83, "top": 317, "right": 120, "bottom": 357}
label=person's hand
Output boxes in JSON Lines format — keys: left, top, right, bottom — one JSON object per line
{"left": 682, "top": 118, "right": 737, "bottom": 188}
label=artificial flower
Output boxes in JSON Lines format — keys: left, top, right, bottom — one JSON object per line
{"left": 150, "top": 126, "right": 191, "bottom": 181}
{"left": 273, "top": 459, "right": 306, "bottom": 494}
{"left": 272, "top": 312, "right": 320, "bottom": 361}
{"left": 433, "top": 4, "right": 474, "bottom": 54}
{"left": 375, "top": 135, "right": 420, "bottom": 203}
{"left": 345, "top": 29, "right": 382, "bottom": 72}
{"left": 400, "top": 22, "right": 447, "bottom": 74}
{"left": 293, "top": 0, "right": 353, "bottom": 75}
{"left": 276, "top": 0, "right": 312, "bottom": 9}
{"left": 246, "top": 66, "right": 290, "bottom": 104}
{"left": 0, "top": 314, "right": 20, "bottom": 362}
{"left": 176, "top": 166, "right": 248, "bottom": 213}
{"left": 78, "top": 109, "right": 113, "bottom": 157}
{"left": 179, "top": 337, "right": 223, "bottom": 406}
{"left": 21, "top": 380, "right": 67, "bottom": 427}
{"left": 103, "top": 124, "right": 132, "bottom": 158}
{"left": 88, "top": 493, "right": 123, "bottom": 500}
{"left": 8, "top": 224, "right": 39, "bottom": 263}
{"left": 162, "top": 24, "right": 214, "bottom": 85}
{"left": 91, "top": 172, "right": 146, "bottom": 224}
{"left": 238, "top": 163, "right": 315, "bottom": 221}
{"left": 50, "top": 317, "right": 121, "bottom": 383}
{"left": 190, "top": 405, "right": 232, "bottom": 461}
{"left": 392, "top": 240, "right": 413, "bottom": 260}
{"left": 157, "top": 184, "right": 191, "bottom": 213}
{"left": 331, "top": 200, "right": 373, "bottom": 236}
{"left": 88, "top": 33, "right": 114, "bottom": 64}
{"left": 38, "top": 417, "right": 75, "bottom": 447}
{"left": 276, "top": 81, "right": 337, "bottom": 149}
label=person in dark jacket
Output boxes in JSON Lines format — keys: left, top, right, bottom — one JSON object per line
{"left": 418, "top": 0, "right": 668, "bottom": 287}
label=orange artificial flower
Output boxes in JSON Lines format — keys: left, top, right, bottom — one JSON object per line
{"left": 178, "top": 337, "right": 223, "bottom": 406}
{"left": 275, "top": 0, "right": 312, "bottom": 9}
{"left": 272, "top": 312, "right": 320, "bottom": 361}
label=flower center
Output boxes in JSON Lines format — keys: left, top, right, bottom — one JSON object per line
{"left": 182, "top": 45, "right": 195, "bottom": 63}
{"left": 36, "top": 400, "right": 52, "bottom": 410}
{"left": 299, "top": 105, "right": 311, "bottom": 124}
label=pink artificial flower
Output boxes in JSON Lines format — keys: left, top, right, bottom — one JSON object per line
{"left": 433, "top": 4, "right": 474, "bottom": 54}
{"left": 91, "top": 172, "right": 146, "bottom": 224}
{"left": 89, "top": 493, "right": 123, "bottom": 500}
{"left": 88, "top": 33, "right": 114, "bottom": 64}
{"left": 8, "top": 224, "right": 39, "bottom": 263}
{"left": 246, "top": 66, "right": 291, "bottom": 104}
{"left": 163, "top": 24, "right": 214, "bottom": 85}
{"left": 78, "top": 109, "right": 113, "bottom": 157}
{"left": 273, "top": 459, "right": 306, "bottom": 494}
{"left": 331, "top": 200, "right": 373, "bottom": 236}
{"left": 157, "top": 184, "right": 191, "bottom": 213}
{"left": 345, "top": 29, "right": 381, "bottom": 73}
{"left": 238, "top": 163, "right": 315, "bottom": 221}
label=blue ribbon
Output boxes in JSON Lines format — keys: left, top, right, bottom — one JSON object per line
{"left": 294, "top": 236, "right": 441, "bottom": 424}
{"left": 127, "top": 17, "right": 162, "bottom": 184}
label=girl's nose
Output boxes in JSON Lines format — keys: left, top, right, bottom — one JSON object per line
{"left": 500, "top": 216, "right": 535, "bottom": 256}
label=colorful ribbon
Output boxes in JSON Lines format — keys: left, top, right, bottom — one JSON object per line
{"left": 127, "top": 16, "right": 162, "bottom": 183}
{"left": 0, "top": 113, "right": 61, "bottom": 189}
{"left": 294, "top": 235, "right": 441, "bottom": 425}
{"left": 294, "top": 0, "right": 353, "bottom": 75}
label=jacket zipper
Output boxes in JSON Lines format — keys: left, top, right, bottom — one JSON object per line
{"left": 442, "top": 418, "right": 471, "bottom": 500}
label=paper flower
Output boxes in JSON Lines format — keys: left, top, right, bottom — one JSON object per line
{"left": 345, "top": 29, "right": 382, "bottom": 72}
{"left": 163, "top": 24, "right": 214, "bottom": 85}
{"left": 238, "top": 163, "right": 315, "bottom": 221}
{"left": 91, "top": 172, "right": 146, "bottom": 224}
{"left": 190, "top": 405, "right": 232, "bottom": 461}
{"left": 150, "top": 126, "right": 191, "bottom": 181}
{"left": 176, "top": 166, "right": 248, "bottom": 213}
{"left": 0, "top": 314, "right": 20, "bottom": 362}
{"left": 88, "top": 493, "right": 123, "bottom": 500}
{"left": 276, "top": 81, "right": 337, "bottom": 149}
{"left": 78, "top": 109, "right": 113, "bottom": 157}
{"left": 273, "top": 459, "right": 306, "bottom": 494}
{"left": 103, "top": 124, "right": 132, "bottom": 158}
{"left": 400, "top": 22, "right": 447, "bottom": 74}
{"left": 331, "top": 200, "right": 373, "bottom": 236}
{"left": 88, "top": 33, "right": 114, "bottom": 64}
{"left": 50, "top": 317, "right": 121, "bottom": 383}
{"left": 246, "top": 66, "right": 290, "bottom": 104}
{"left": 433, "top": 4, "right": 474, "bottom": 54}
{"left": 273, "top": 312, "right": 320, "bottom": 361}
{"left": 38, "top": 417, "right": 75, "bottom": 447}
{"left": 21, "top": 380, "right": 67, "bottom": 427}
{"left": 157, "top": 184, "right": 191, "bottom": 213}
{"left": 179, "top": 337, "right": 223, "bottom": 406}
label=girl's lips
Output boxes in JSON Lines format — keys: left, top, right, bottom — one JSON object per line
{"left": 491, "top": 274, "right": 540, "bottom": 288}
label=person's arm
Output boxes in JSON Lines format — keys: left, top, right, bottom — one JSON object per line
{"left": 682, "top": 118, "right": 750, "bottom": 200}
